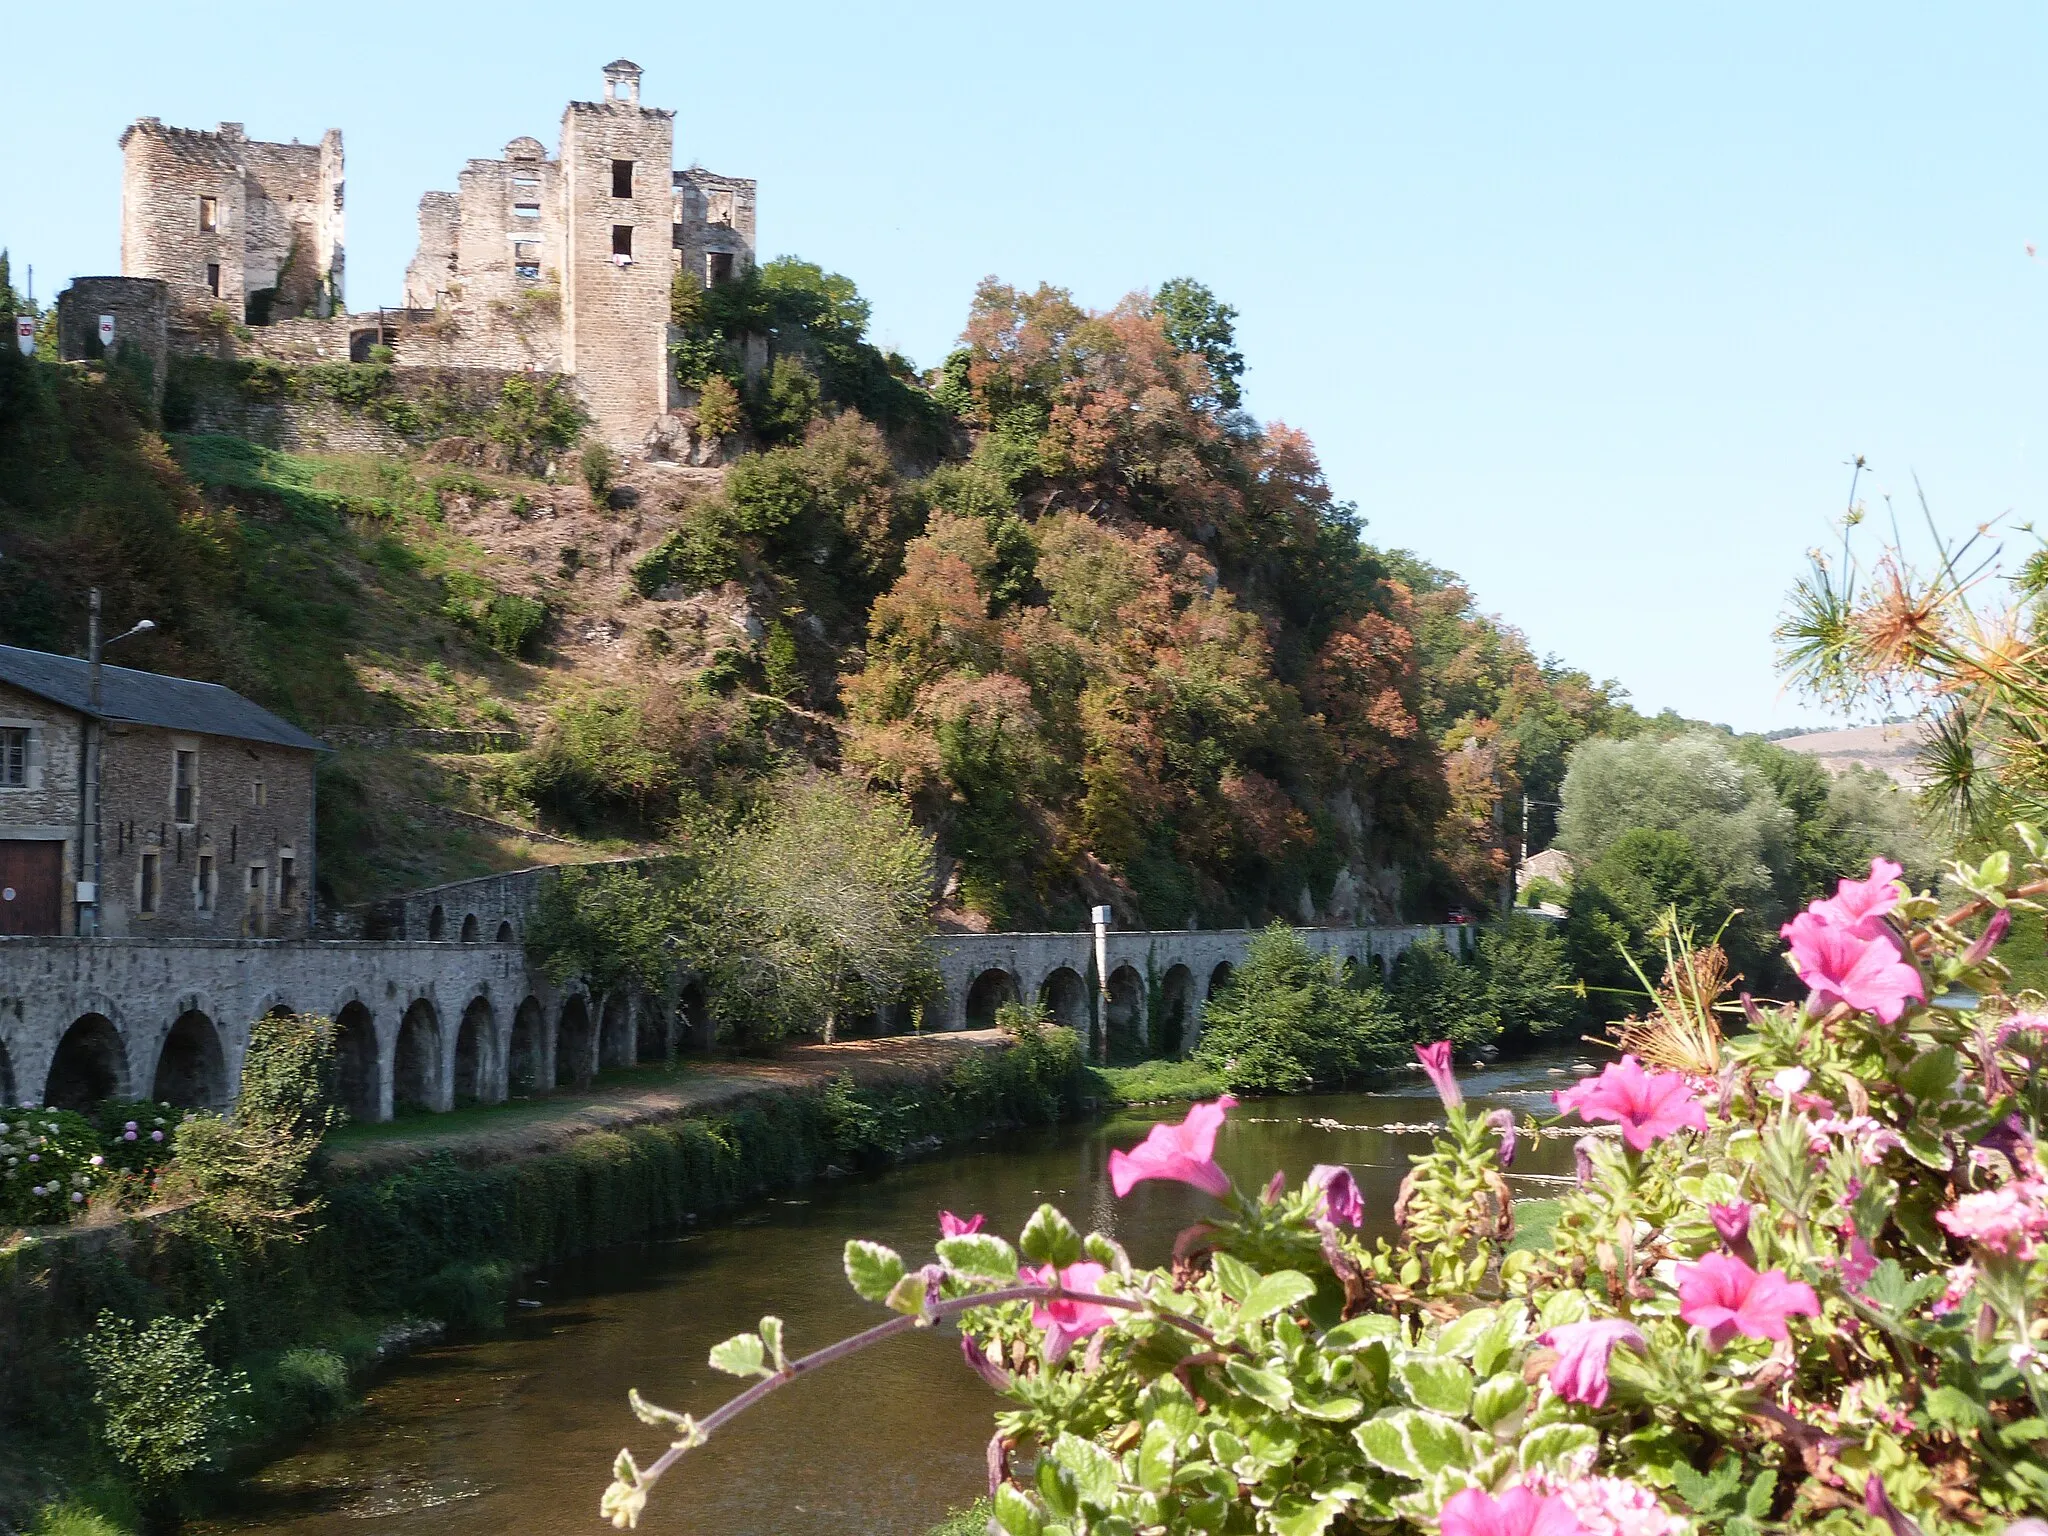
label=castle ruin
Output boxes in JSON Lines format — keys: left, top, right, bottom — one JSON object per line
{"left": 86, "top": 61, "right": 754, "bottom": 451}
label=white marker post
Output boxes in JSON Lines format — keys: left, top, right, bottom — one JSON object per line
{"left": 1090, "top": 903, "right": 1113, "bottom": 1064}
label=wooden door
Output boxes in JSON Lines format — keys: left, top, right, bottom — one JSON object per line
{"left": 0, "top": 840, "right": 64, "bottom": 935}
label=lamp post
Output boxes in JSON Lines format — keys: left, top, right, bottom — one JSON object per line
{"left": 76, "top": 588, "right": 155, "bottom": 937}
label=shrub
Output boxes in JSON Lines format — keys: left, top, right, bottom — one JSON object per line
{"left": 581, "top": 439, "right": 616, "bottom": 502}
{"left": 696, "top": 374, "right": 742, "bottom": 438}
{"left": 1475, "top": 914, "right": 1575, "bottom": 1044}
{"left": 76, "top": 1307, "right": 244, "bottom": 1488}
{"left": 1194, "top": 922, "right": 1405, "bottom": 1092}
{"left": 0, "top": 1109, "right": 104, "bottom": 1226}
{"left": 267, "top": 1347, "right": 351, "bottom": 1420}
{"left": 412, "top": 1260, "right": 514, "bottom": 1332}
{"left": 1388, "top": 934, "right": 1499, "bottom": 1052}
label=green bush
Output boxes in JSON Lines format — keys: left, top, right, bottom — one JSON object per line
{"left": 27, "top": 1501, "right": 130, "bottom": 1536}
{"left": 441, "top": 569, "right": 548, "bottom": 657}
{"left": 75, "top": 1307, "right": 244, "bottom": 1488}
{"left": 581, "top": 439, "right": 616, "bottom": 502}
{"left": 632, "top": 504, "right": 742, "bottom": 594}
{"left": 1475, "top": 915, "right": 1575, "bottom": 1044}
{"left": 1194, "top": 923, "right": 1406, "bottom": 1092}
{"left": 267, "top": 1346, "right": 351, "bottom": 1420}
{"left": 411, "top": 1260, "right": 514, "bottom": 1332}
{"left": 926, "top": 1500, "right": 993, "bottom": 1536}
{"left": 1388, "top": 934, "right": 1499, "bottom": 1052}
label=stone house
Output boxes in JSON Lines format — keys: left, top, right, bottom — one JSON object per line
{"left": 0, "top": 646, "right": 324, "bottom": 939}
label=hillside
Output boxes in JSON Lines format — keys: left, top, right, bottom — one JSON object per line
{"left": 0, "top": 258, "right": 1622, "bottom": 926}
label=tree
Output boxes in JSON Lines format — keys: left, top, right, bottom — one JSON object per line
{"left": 1153, "top": 277, "right": 1246, "bottom": 411}
{"left": 1194, "top": 923, "right": 1404, "bottom": 1091}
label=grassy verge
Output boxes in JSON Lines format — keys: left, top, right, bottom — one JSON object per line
{"left": 1091, "top": 1058, "right": 1227, "bottom": 1107}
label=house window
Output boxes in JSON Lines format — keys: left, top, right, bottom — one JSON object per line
{"left": 199, "top": 196, "right": 218, "bottom": 232}
{"left": 197, "top": 854, "right": 215, "bottom": 912}
{"left": 612, "top": 160, "right": 634, "bottom": 199}
{"left": 206, "top": 263, "right": 222, "bottom": 297}
{"left": 279, "top": 855, "right": 296, "bottom": 913}
{"left": 513, "top": 202, "right": 541, "bottom": 220}
{"left": 140, "top": 852, "right": 160, "bottom": 915}
{"left": 248, "top": 864, "right": 266, "bottom": 906}
{"left": 0, "top": 728, "right": 25, "bottom": 787}
{"left": 250, "top": 780, "right": 267, "bottom": 809}
{"left": 612, "top": 224, "right": 634, "bottom": 260}
{"left": 173, "top": 750, "right": 197, "bottom": 823}
{"left": 707, "top": 252, "right": 734, "bottom": 286}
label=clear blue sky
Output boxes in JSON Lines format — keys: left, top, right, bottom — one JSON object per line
{"left": 4, "top": 1, "right": 2043, "bottom": 734}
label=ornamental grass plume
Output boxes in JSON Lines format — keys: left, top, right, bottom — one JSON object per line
{"left": 1554, "top": 1055, "right": 1707, "bottom": 1151}
{"left": 1106, "top": 1095, "right": 1237, "bottom": 1198}
{"left": 1674, "top": 1251, "right": 1820, "bottom": 1350}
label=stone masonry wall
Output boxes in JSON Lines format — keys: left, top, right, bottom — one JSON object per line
{"left": 0, "top": 685, "right": 85, "bottom": 934}
{"left": 56, "top": 277, "right": 170, "bottom": 408}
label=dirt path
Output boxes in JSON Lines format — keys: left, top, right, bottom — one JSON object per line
{"left": 322, "top": 1030, "right": 1011, "bottom": 1176}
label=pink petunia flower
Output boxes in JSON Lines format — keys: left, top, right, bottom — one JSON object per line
{"left": 1709, "top": 1201, "right": 1755, "bottom": 1262}
{"left": 1307, "top": 1164, "right": 1363, "bottom": 1228}
{"left": 1937, "top": 1180, "right": 2048, "bottom": 1259}
{"left": 938, "top": 1210, "right": 985, "bottom": 1237}
{"left": 1780, "top": 909, "right": 1924, "bottom": 1024}
{"left": 1554, "top": 1056, "right": 1707, "bottom": 1151}
{"left": 1437, "top": 1484, "right": 1590, "bottom": 1536}
{"left": 1108, "top": 1096, "right": 1238, "bottom": 1199}
{"left": 1529, "top": 1472, "right": 1690, "bottom": 1536}
{"left": 1021, "top": 1261, "right": 1115, "bottom": 1361}
{"left": 1811, "top": 858, "right": 1906, "bottom": 933}
{"left": 1537, "top": 1318, "right": 1645, "bottom": 1408}
{"left": 1675, "top": 1251, "right": 1820, "bottom": 1350}
{"left": 1415, "top": 1041, "right": 1463, "bottom": 1109}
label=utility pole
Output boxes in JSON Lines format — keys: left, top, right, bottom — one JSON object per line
{"left": 76, "top": 589, "right": 155, "bottom": 937}
{"left": 1511, "top": 792, "right": 1565, "bottom": 914}
{"left": 1090, "top": 904, "right": 1113, "bottom": 1065}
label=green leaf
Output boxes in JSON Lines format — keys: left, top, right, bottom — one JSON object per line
{"left": 2000, "top": 1418, "right": 2048, "bottom": 1448}
{"left": 757, "top": 1315, "right": 787, "bottom": 1372}
{"left": 1434, "top": 1308, "right": 1498, "bottom": 1359}
{"left": 1019, "top": 1204, "right": 1082, "bottom": 1267}
{"left": 1294, "top": 1393, "right": 1365, "bottom": 1422}
{"left": 1900, "top": 1047, "right": 1960, "bottom": 1103}
{"left": 994, "top": 1482, "right": 1044, "bottom": 1536}
{"left": 1322, "top": 1316, "right": 1399, "bottom": 1351}
{"left": 1268, "top": 1493, "right": 1349, "bottom": 1536}
{"left": 707, "top": 1332, "right": 771, "bottom": 1378}
{"left": 1353, "top": 1415, "right": 1423, "bottom": 1480}
{"left": 1900, "top": 1127, "right": 1954, "bottom": 1171}
{"left": 938, "top": 1233, "right": 1019, "bottom": 1280}
{"left": 1054, "top": 1431, "right": 1119, "bottom": 1508}
{"left": 1922, "top": 1386, "right": 1990, "bottom": 1432}
{"left": 1396, "top": 1354, "right": 1475, "bottom": 1416}
{"left": 844, "top": 1239, "right": 905, "bottom": 1302}
{"left": 1742, "top": 1470, "right": 1779, "bottom": 1520}
{"left": 1240, "top": 1270, "right": 1317, "bottom": 1323}
{"left": 1470, "top": 1374, "right": 1529, "bottom": 1432}
{"left": 1518, "top": 1421, "right": 1600, "bottom": 1471}
{"left": 1036, "top": 1456, "right": 1077, "bottom": 1521}
{"left": 1136, "top": 1421, "right": 1177, "bottom": 1493}
{"left": 1353, "top": 1410, "right": 1475, "bottom": 1480}
{"left": 1211, "top": 1252, "right": 1258, "bottom": 1302}
{"left": 1225, "top": 1360, "right": 1295, "bottom": 1411}
{"left": 883, "top": 1271, "right": 930, "bottom": 1315}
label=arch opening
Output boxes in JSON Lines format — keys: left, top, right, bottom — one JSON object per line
{"left": 1207, "top": 961, "right": 1236, "bottom": 999}
{"left": 509, "top": 997, "right": 546, "bottom": 1095}
{"left": 334, "top": 1001, "right": 380, "bottom": 1122}
{"left": 1104, "top": 965, "right": 1146, "bottom": 1064}
{"left": 495, "top": 919, "right": 515, "bottom": 943}
{"left": 964, "top": 969, "right": 1019, "bottom": 1029}
{"left": 1037, "top": 967, "right": 1089, "bottom": 1032}
{"left": 555, "top": 996, "right": 593, "bottom": 1088}
{"left": 394, "top": 999, "right": 442, "bottom": 1112}
{"left": 676, "top": 981, "right": 710, "bottom": 1051}
{"left": 454, "top": 997, "right": 494, "bottom": 1104}
{"left": 0, "top": 1035, "right": 14, "bottom": 1107}
{"left": 45, "top": 1014, "right": 127, "bottom": 1110}
{"left": 1156, "top": 964, "right": 1195, "bottom": 1059}
{"left": 460, "top": 913, "right": 480, "bottom": 943}
{"left": 427, "top": 905, "right": 446, "bottom": 941}
{"left": 635, "top": 994, "right": 667, "bottom": 1063}
{"left": 153, "top": 1010, "right": 228, "bottom": 1108}
{"left": 598, "top": 992, "right": 634, "bottom": 1071}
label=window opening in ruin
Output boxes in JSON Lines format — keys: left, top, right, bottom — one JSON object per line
{"left": 513, "top": 203, "right": 541, "bottom": 220}
{"left": 708, "top": 251, "right": 734, "bottom": 286}
{"left": 0, "top": 728, "right": 25, "bottom": 787}
{"left": 612, "top": 224, "right": 634, "bottom": 260}
{"left": 248, "top": 864, "right": 265, "bottom": 906}
{"left": 516, "top": 263, "right": 542, "bottom": 281}
{"left": 279, "top": 855, "right": 296, "bottom": 912}
{"left": 250, "top": 779, "right": 266, "bottom": 808}
{"left": 612, "top": 160, "right": 634, "bottom": 199}
{"left": 173, "top": 750, "right": 197, "bottom": 824}
{"left": 199, "top": 196, "right": 218, "bottom": 233}
{"left": 206, "top": 263, "right": 221, "bottom": 297}
{"left": 197, "top": 854, "right": 214, "bottom": 912}
{"left": 140, "top": 853, "right": 160, "bottom": 915}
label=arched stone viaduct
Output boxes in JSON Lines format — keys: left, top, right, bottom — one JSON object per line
{"left": 930, "top": 924, "right": 1470, "bottom": 1056}
{"left": 0, "top": 936, "right": 709, "bottom": 1123}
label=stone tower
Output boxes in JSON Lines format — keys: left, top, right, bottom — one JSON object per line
{"left": 119, "top": 119, "right": 343, "bottom": 320}
{"left": 557, "top": 61, "right": 675, "bottom": 446}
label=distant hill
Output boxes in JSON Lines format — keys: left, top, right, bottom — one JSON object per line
{"left": 1772, "top": 722, "right": 1926, "bottom": 788}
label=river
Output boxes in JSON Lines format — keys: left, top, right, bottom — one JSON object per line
{"left": 211, "top": 1048, "right": 1587, "bottom": 1536}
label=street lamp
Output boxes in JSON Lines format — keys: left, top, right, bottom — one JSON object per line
{"left": 77, "top": 588, "right": 155, "bottom": 937}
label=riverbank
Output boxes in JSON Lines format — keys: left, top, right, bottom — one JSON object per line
{"left": 0, "top": 1026, "right": 1091, "bottom": 1533}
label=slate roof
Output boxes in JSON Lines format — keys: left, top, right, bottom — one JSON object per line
{"left": 0, "top": 645, "right": 325, "bottom": 753}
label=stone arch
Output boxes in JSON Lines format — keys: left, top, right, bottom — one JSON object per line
{"left": 454, "top": 996, "right": 495, "bottom": 1104}
{"left": 428, "top": 904, "right": 446, "bottom": 941}
{"left": 495, "top": 919, "right": 515, "bottom": 943}
{"left": 676, "top": 980, "right": 710, "bottom": 1051}
{"left": 598, "top": 991, "right": 634, "bottom": 1071}
{"left": 1037, "top": 966, "right": 1089, "bottom": 1031}
{"left": 0, "top": 1033, "right": 14, "bottom": 1107}
{"left": 1104, "top": 965, "right": 1146, "bottom": 1063}
{"left": 964, "top": 969, "right": 1019, "bottom": 1029}
{"left": 508, "top": 997, "right": 546, "bottom": 1095}
{"left": 45, "top": 1014, "right": 128, "bottom": 1109}
{"left": 556, "top": 994, "right": 593, "bottom": 1088}
{"left": 1208, "top": 961, "right": 1236, "bottom": 998}
{"left": 334, "top": 1000, "right": 380, "bottom": 1122}
{"left": 460, "top": 912, "right": 480, "bottom": 943}
{"left": 1156, "top": 964, "right": 1195, "bottom": 1059}
{"left": 393, "top": 998, "right": 442, "bottom": 1112}
{"left": 152, "top": 1010, "right": 228, "bottom": 1108}
{"left": 635, "top": 994, "right": 667, "bottom": 1063}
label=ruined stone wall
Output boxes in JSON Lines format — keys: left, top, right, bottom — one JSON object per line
{"left": 402, "top": 143, "right": 566, "bottom": 370}
{"left": 95, "top": 725, "right": 316, "bottom": 941}
{"left": 56, "top": 277, "right": 170, "bottom": 405}
{"left": 559, "top": 83, "right": 675, "bottom": 448}
{"left": 673, "top": 168, "right": 757, "bottom": 290}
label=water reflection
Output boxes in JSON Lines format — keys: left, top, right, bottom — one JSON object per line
{"left": 212, "top": 1048, "right": 1584, "bottom": 1536}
